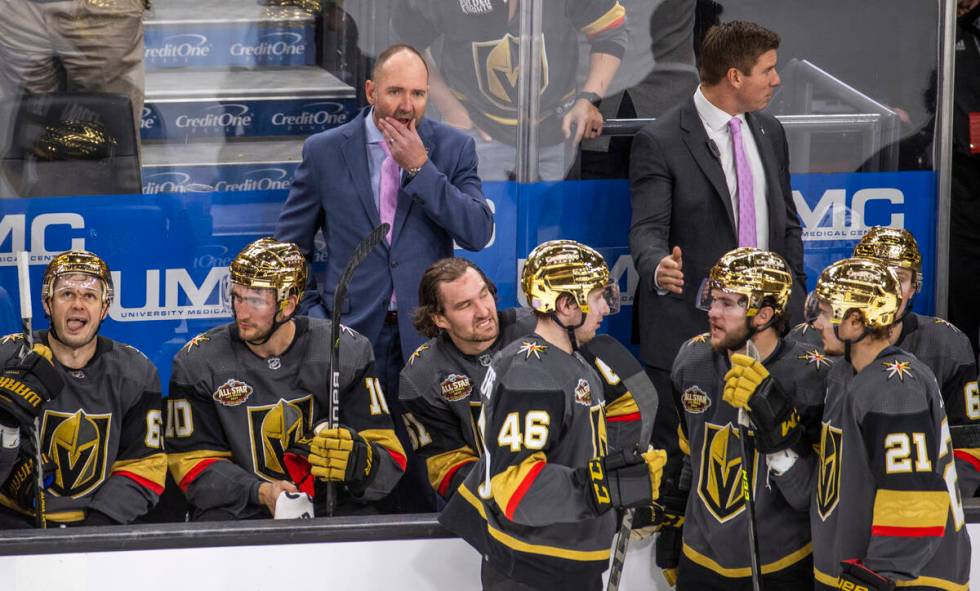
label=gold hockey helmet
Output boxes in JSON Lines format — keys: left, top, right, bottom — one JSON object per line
{"left": 852, "top": 226, "right": 922, "bottom": 291}
{"left": 699, "top": 247, "right": 793, "bottom": 317}
{"left": 813, "top": 257, "right": 901, "bottom": 330}
{"left": 229, "top": 238, "right": 308, "bottom": 312}
{"left": 41, "top": 250, "right": 113, "bottom": 305}
{"left": 521, "top": 240, "right": 617, "bottom": 314}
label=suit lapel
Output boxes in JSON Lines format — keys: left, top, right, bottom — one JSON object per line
{"left": 680, "top": 100, "right": 735, "bottom": 233}
{"left": 341, "top": 109, "right": 383, "bottom": 232}
{"left": 746, "top": 112, "right": 783, "bottom": 245}
{"left": 390, "top": 119, "right": 434, "bottom": 245}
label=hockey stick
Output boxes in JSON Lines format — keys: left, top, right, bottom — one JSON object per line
{"left": 737, "top": 340, "right": 763, "bottom": 591}
{"left": 605, "top": 506, "right": 634, "bottom": 591}
{"left": 16, "top": 252, "right": 46, "bottom": 529}
{"left": 324, "top": 222, "right": 389, "bottom": 517}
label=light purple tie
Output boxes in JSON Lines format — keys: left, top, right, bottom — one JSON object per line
{"left": 728, "top": 117, "right": 757, "bottom": 247}
{"left": 378, "top": 139, "right": 399, "bottom": 306}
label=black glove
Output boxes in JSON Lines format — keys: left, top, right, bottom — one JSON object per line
{"left": 656, "top": 523, "right": 683, "bottom": 586}
{"left": 0, "top": 345, "right": 63, "bottom": 427}
{"left": 838, "top": 559, "right": 896, "bottom": 591}
{"left": 1, "top": 448, "right": 54, "bottom": 511}
{"left": 581, "top": 446, "right": 665, "bottom": 515}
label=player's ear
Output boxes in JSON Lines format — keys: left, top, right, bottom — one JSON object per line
{"left": 280, "top": 295, "right": 298, "bottom": 320}
{"left": 753, "top": 306, "right": 773, "bottom": 328}
{"left": 432, "top": 311, "right": 450, "bottom": 331}
{"left": 365, "top": 79, "right": 376, "bottom": 105}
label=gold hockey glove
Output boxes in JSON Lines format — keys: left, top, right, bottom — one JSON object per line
{"left": 309, "top": 424, "right": 374, "bottom": 487}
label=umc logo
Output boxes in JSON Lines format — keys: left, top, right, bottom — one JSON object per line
{"left": 110, "top": 267, "right": 231, "bottom": 322}
{"left": 0, "top": 213, "right": 85, "bottom": 266}
{"left": 793, "top": 186, "right": 904, "bottom": 241}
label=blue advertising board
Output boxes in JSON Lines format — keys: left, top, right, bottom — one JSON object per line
{"left": 0, "top": 171, "right": 936, "bottom": 389}
{"left": 144, "top": 25, "right": 316, "bottom": 70}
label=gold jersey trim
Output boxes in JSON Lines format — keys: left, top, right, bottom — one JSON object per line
{"left": 814, "top": 566, "right": 968, "bottom": 591}
{"left": 682, "top": 541, "right": 811, "bottom": 578}
{"left": 604, "top": 392, "right": 639, "bottom": 419}
{"left": 872, "top": 489, "right": 950, "bottom": 530}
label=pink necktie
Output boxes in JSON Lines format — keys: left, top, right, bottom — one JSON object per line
{"left": 378, "top": 140, "right": 399, "bottom": 307}
{"left": 728, "top": 117, "right": 757, "bottom": 247}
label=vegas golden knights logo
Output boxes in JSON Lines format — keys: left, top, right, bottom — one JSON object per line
{"left": 42, "top": 410, "right": 112, "bottom": 498}
{"left": 697, "top": 422, "right": 756, "bottom": 523}
{"left": 247, "top": 396, "right": 314, "bottom": 481}
{"left": 817, "top": 422, "right": 844, "bottom": 520}
{"left": 472, "top": 34, "right": 549, "bottom": 111}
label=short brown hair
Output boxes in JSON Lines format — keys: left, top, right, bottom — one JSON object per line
{"left": 699, "top": 21, "right": 780, "bottom": 86}
{"left": 371, "top": 43, "right": 429, "bottom": 81}
{"left": 413, "top": 258, "right": 497, "bottom": 338}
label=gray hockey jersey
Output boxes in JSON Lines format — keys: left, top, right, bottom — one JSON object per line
{"left": 166, "top": 317, "right": 404, "bottom": 519}
{"left": 440, "top": 333, "right": 615, "bottom": 590}
{"left": 773, "top": 346, "right": 971, "bottom": 589}
{"left": 671, "top": 334, "right": 829, "bottom": 579}
{"left": 0, "top": 331, "right": 166, "bottom": 525}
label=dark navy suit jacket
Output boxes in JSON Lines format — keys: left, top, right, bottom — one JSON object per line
{"left": 276, "top": 107, "right": 493, "bottom": 355}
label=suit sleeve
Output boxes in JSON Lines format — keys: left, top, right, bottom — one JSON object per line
{"left": 88, "top": 366, "right": 167, "bottom": 524}
{"left": 403, "top": 134, "right": 493, "bottom": 252}
{"left": 629, "top": 128, "right": 673, "bottom": 284}
{"left": 337, "top": 332, "right": 406, "bottom": 501}
{"left": 275, "top": 139, "right": 327, "bottom": 315}
{"left": 166, "top": 356, "right": 262, "bottom": 518}
{"left": 399, "top": 372, "right": 478, "bottom": 499}
{"left": 485, "top": 382, "right": 598, "bottom": 526}
{"left": 859, "top": 408, "right": 951, "bottom": 580}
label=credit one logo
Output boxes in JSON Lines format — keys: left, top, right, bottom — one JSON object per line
{"left": 110, "top": 267, "right": 231, "bottom": 322}
{"left": 141, "top": 107, "right": 158, "bottom": 131}
{"left": 271, "top": 101, "right": 350, "bottom": 128}
{"left": 794, "top": 187, "right": 904, "bottom": 241}
{"left": 0, "top": 213, "right": 85, "bottom": 266}
{"left": 142, "top": 172, "right": 214, "bottom": 194}
{"left": 175, "top": 104, "right": 253, "bottom": 130}
{"left": 230, "top": 32, "right": 306, "bottom": 57}
{"left": 145, "top": 34, "right": 212, "bottom": 59}
{"left": 213, "top": 168, "right": 294, "bottom": 192}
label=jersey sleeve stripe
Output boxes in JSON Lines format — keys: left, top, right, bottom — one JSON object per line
{"left": 426, "top": 447, "right": 479, "bottom": 497}
{"left": 111, "top": 453, "right": 168, "bottom": 494}
{"left": 360, "top": 428, "right": 408, "bottom": 471}
{"left": 678, "top": 425, "right": 690, "bottom": 456}
{"left": 168, "top": 449, "right": 234, "bottom": 491}
{"left": 871, "top": 524, "right": 946, "bottom": 538}
{"left": 953, "top": 449, "right": 980, "bottom": 472}
{"left": 580, "top": 2, "right": 625, "bottom": 39}
{"left": 440, "top": 458, "right": 478, "bottom": 497}
{"left": 871, "top": 489, "right": 949, "bottom": 531}
{"left": 605, "top": 393, "right": 640, "bottom": 423}
{"left": 606, "top": 412, "right": 641, "bottom": 423}
{"left": 489, "top": 452, "right": 547, "bottom": 520}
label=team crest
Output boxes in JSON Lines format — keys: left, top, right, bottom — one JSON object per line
{"left": 574, "top": 379, "right": 593, "bottom": 406}
{"left": 518, "top": 340, "right": 547, "bottom": 361}
{"left": 882, "top": 360, "right": 913, "bottom": 382}
{"left": 798, "top": 350, "right": 832, "bottom": 370}
{"left": 472, "top": 33, "right": 549, "bottom": 110}
{"left": 408, "top": 344, "right": 429, "bottom": 366}
{"left": 816, "top": 422, "right": 844, "bottom": 521}
{"left": 247, "top": 396, "right": 314, "bottom": 481}
{"left": 440, "top": 373, "right": 473, "bottom": 402}
{"left": 213, "top": 379, "right": 254, "bottom": 406}
{"left": 0, "top": 333, "right": 24, "bottom": 345}
{"left": 183, "top": 333, "right": 209, "bottom": 351}
{"left": 41, "top": 410, "right": 112, "bottom": 498}
{"left": 681, "top": 386, "right": 711, "bottom": 414}
{"left": 697, "top": 422, "right": 756, "bottom": 523}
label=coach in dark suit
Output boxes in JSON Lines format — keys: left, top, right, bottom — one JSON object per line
{"left": 628, "top": 21, "right": 805, "bottom": 459}
{"left": 276, "top": 44, "right": 493, "bottom": 511}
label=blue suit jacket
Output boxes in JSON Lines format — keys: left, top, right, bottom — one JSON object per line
{"left": 276, "top": 107, "right": 493, "bottom": 355}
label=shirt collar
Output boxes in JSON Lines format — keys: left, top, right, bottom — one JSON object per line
{"left": 364, "top": 107, "right": 384, "bottom": 144}
{"left": 693, "top": 86, "right": 746, "bottom": 133}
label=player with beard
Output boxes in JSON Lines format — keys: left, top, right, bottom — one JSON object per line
{"left": 440, "top": 240, "right": 666, "bottom": 591}
{"left": 666, "top": 248, "right": 827, "bottom": 590}
{"left": 755, "top": 258, "right": 971, "bottom": 590}
{"left": 0, "top": 250, "right": 166, "bottom": 527}
{"left": 166, "top": 238, "right": 405, "bottom": 520}
{"left": 399, "top": 257, "right": 657, "bottom": 502}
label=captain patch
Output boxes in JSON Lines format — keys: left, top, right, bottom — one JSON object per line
{"left": 213, "top": 379, "right": 254, "bottom": 406}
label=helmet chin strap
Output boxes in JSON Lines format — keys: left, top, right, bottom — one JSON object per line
{"left": 834, "top": 324, "right": 869, "bottom": 364}
{"left": 235, "top": 304, "right": 294, "bottom": 347}
{"left": 550, "top": 311, "right": 586, "bottom": 352}
{"left": 730, "top": 312, "right": 777, "bottom": 353}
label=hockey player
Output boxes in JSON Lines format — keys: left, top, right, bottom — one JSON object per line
{"left": 166, "top": 238, "right": 405, "bottom": 520}
{"left": 665, "top": 248, "right": 826, "bottom": 590}
{"left": 399, "top": 257, "right": 657, "bottom": 501}
{"left": 853, "top": 226, "right": 980, "bottom": 497}
{"left": 0, "top": 250, "right": 167, "bottom": 526}
{"left": 440, "top": 240, "right": 666, "bottom": 591}
{"left": 737, "top": 257, "right": 971, "bottom": 590}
